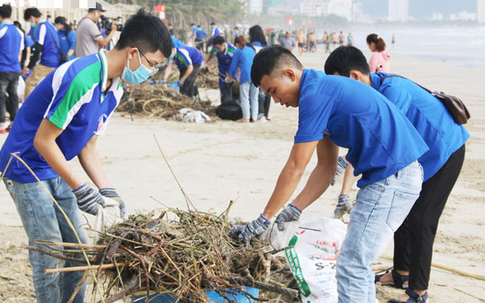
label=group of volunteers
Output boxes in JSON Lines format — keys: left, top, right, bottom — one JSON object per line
{"left": 161, "top": 23, "right": 272, "bottom": 122}
{"left": 0, "top": 2, "right": 119, "bottom": 134}
{"left": 0, "top": 3, "right": 469, "bottom": 303}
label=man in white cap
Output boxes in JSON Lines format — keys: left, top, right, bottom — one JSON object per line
{"left": 75, "top": 2, "right": 117, "bottom": 57}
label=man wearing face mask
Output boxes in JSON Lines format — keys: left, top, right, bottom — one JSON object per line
{"left": 0, "top": 9, "right": 172, "bottom": 303}
{"left": 75, "top": 2, "right": 117, "bottom": 58}
{"left": 22, "top": 7, "right": 61, "bottom": 99}
{"left": 206, "top": 36, "right": 236, "bottom": 103}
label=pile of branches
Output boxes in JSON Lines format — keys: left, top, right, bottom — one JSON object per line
{"left": 29, "top": 208, "right": 299, "bottom": 303}
{"left": 116, "top": 82, "right": 216, "bottom": 120}
{"left": 196, "top": 59, "right": 220, "bottom": 90}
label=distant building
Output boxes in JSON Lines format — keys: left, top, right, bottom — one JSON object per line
{"left": 352, "top": 2, "right": 364, "bottom": 21}
{"left": 388, "top": 0, "right": 409, "bottom": 21}
{"left": 329, "top": 0, "right": 352, "bottom": 20}
{"left": 301, "top": 0, "right": 327, "bottom": 17}
{"left": 248, "top": 0, "right": 264, "bottom": 15}
{"left": 450, "top": 11, "right": 476, "bottom": 21}
{"left": 478, "top": 0, "right": 485, "bottom": 23}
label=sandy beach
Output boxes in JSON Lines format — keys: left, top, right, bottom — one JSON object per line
{"left": 1, "top": 47, "right": 484, "bottom": 302}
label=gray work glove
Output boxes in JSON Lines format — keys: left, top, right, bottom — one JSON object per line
{"left": 73, "top": 184, "right": 106, "bottom": 215}
{"left": 99, "top": 188, "right": 126, "bottom": 217}
{"left": 275, "top": 204, "right": 302, "bottom": 231}
{"left": 331, "top": 156, "right": 349, "bottom": 186}
{"left": 334, "top": 194, "right": 352, "bottom": 219}
{"left": 229, "top": 214, "right": 271, "bottom": 243}
{"left": 178, "top": 79, "right": 185, "bottom": 87}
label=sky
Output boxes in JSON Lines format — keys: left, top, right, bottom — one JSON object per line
{"left": 357, "top": 0, "right": 477, "bottom": 18}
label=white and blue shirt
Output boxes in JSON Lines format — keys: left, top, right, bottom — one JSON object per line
{"left": 0, "top": 20, "right": 24, "bottom": 73}
{"left": 0, "top": 51, "right": 123, "bottom": 183}
{"left": 296, "top": 69, "right": 429, "bottom": 188}
{"left": 371, "top": 73, "right": 469, "bottom": 181}
{"left": 36, "top": 20, "right": 61, "bottom": 67}
{"left": 175, "top": 46, "right": 204, "bottom": 70}
{"left": 210, "top": 26, "right": 221, "bottom": 41}
{"left": 209, "top": 43, "right": 236, "bottom": 87}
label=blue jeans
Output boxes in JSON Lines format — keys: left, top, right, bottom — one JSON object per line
{"left": 239, "top": 81, "right": 259, "bottom": 120}
{"left": 4, "top": 177, "right": 88, "bottom": 303}
{"left": 336, "top": 161, "right": 423, "bottom": 303}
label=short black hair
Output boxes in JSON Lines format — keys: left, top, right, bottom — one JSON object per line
{"left": 210, "top": 22, "right": 215, "bottom": 26}
{"left": 24, "top": 7, "right": 42, "bottom": 21}
{"left": 115, "top": 9, "right": 172, "bottom": 58}
{"left": 324, "top": 46, "right": 370, "bottom": 77}
{"left": 251, "top": 45, "right": 303, "bottom": 87}
{"left": 212, "top": 35, "right": 225, "bottom": 46}
{"left": 0, "top": 4, "right": 12, "bottom": 19}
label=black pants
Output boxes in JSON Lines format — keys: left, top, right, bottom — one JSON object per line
{"left": 220, "top": 82, "right": 233, "bottom": 103}
{"left": 263, "top": 93, "right": 271, "bottom": 117}
{"left": 179, "top": 64, "right": 200, "bottom": 97}
{"left": 393, "top": 144, "right": 466, "bottom": 290}
{"left": 0, "top": 72, "right": 20, "bottom": 124}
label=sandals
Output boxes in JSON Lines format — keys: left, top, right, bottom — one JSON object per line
{"left": 388, "top": 289, "right": 428, "bottom": 303}
{"left": 375, "top": 268, "right": 409, "bottom": 289}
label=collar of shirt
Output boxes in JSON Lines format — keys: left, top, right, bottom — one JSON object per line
{"left": 370, "top": 72, "right": 381, "bottom": 91}
{"left": 98, "top": 49, "right": 121, "bottom": 93}
{"left": 1, "top": 20, "right": 14, "bottom": 25}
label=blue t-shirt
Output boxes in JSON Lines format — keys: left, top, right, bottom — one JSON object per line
{"left": 36, "top": 21, "right": 61, "bottom": 67}
{"left": 296, "top": 69, "right": 429, "bottom": 188}
{"left": 0, "top": 21, "right": 24, "bottom": 73}
{"left": 57, "top": 29, "right": 76, "bottom": 60}
{"left": 175, "top": 46, "right": 204, "bottom": 70}
{"left": 25, "top": 35, "right": 35, "bottom": 48}
{"left": 209, "top": 43, "right": 236, "bottom": 87}
{"left": 371, "top": 73, "right": 469, "bottom": 181}
{"left": 195, "top": 29, "right": 208, "bottom": 41}
{"left": 210, "top": 26, "right": 221, "bottom": 40}
{"left": 229, "top": 45, "right": 255, "bottom": 84}
{"left": 171, "top": 35, "right": 184, "bottom": 49}
{"left": 0, "top": 51, "right": 124, "bottom": 183}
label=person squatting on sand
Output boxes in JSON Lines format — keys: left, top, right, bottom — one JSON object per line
{"left": 229, "top": 45, "right": 429, "bottom": 303}
{"left": 0, "top": 9, "right": 172, "bottom": 303}
{"left": 324, "top": 45, "right": 469, "bottom": 303}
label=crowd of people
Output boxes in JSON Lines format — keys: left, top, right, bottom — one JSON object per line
{"left": 0, "top": 3, "right": 469, "bottom": 303}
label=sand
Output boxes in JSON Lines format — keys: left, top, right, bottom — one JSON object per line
{"left": 0, "top": 47, "right": 484, "bottom": 302}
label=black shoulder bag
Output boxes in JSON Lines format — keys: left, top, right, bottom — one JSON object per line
{"left": 380, "top": 75, "right": 471, "bottom": 125}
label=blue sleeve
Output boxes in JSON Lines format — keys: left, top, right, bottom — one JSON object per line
{"left": 25, "top": 35, "right": 35, "bottom": 48}
{"left": 68, "top": 31, "right": 76, "bottom": 50}
{"left": 294, "top": 95, "right": 334, "bottom": 143}
{"left": 229, "top": 50, "right": 240, "bottom": 77}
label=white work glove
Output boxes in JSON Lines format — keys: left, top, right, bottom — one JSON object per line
{"left": 99, "top": 188, "right": 126, "bottom": 217}
{"left": 275, "top": 204, "right": 302, "bottom": 231}
{"left": 229, "top": 214, "right": 271, "bottom": 243}
{"left": 331, "top": 156, "right": 348, "bottom": 186}
{"left": 73, "top": 184, "right": 106, "bottom": 215}
{"left": 334, "top": 194, "right": 352, "bottom": 219}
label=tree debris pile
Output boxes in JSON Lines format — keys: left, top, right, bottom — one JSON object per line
{"left": 196, "top": 60, "right": 220, "bottom": 90}
{"left": 116, "top": 83, "right": 216, "bottom": 120}
{"left": 31, "top": 209, "right": 299, "bottom": 302}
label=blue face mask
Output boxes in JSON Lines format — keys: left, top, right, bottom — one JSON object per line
{"left": 121, "top": 52, "right": 155, "bottom": 84}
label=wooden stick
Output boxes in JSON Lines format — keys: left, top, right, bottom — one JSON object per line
{"left": 34, "top": 240, "right": 106, "bottom": 249}
{"left": 380, "top": 255, "right": 485, "bottom": 281}
{"left": 45, "top": 263, "right": 126, "bottom": 274}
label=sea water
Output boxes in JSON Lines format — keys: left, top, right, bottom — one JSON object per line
{"left": 350, "top": 25, "right": 485, "bottom": 69}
